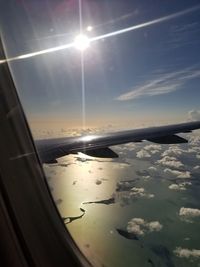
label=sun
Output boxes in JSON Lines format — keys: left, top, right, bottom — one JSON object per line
{"left": 74, "top": 34, "right": 90, "bottom": 51}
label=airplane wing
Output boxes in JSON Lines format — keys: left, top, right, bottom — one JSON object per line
{"left": 35, "top": 121, "right": 200, "bottom": 163}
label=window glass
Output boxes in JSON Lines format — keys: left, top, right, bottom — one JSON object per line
{"left": 1, "top": 1, "right": 200, "bottom": 266}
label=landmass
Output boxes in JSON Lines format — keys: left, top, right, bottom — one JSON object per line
{"left": 83, "top": 197, "right": 115, "bottom": 205}
{"left": 63, "top": 208, "right": 86, "bottom": 224}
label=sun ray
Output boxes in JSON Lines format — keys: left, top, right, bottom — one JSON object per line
{"left": 90, "top": 4, "right": 200, "bottom": 43}
{"left": 78, "top": 0, "right": 86, "bottom": 131}
{"left": 1, "top": 4, "right": 200, "bottom": 64}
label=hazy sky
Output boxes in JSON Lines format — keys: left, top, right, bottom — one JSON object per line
{"left": 1, "top": 0, "right": 200, "bottom": 132}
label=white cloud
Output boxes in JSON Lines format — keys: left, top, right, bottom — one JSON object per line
{"left": 169, "top": 182, "right": 191, "bottom": 191}
{"left": 148, "top": 166, "right": 157, "bottom": 174}
{"left": 182, "top": 182, "right": 192, "bottom": 186}
{"left": 127, "top": 218, "right": 162, "bottom": 236}
{"left": 190, "top": 146, "right": 200, "bottom": 153}
{"left": 144, "top": 144, "right": 162, "bottom": 155}
{"left": 194, "top": 165, "right": 200, "bottom": 170}
{"left": 151, "top": 150, "right": 161, "bottom": 155}
{"left": 113, "top": 163, "right": 129, "bottom": 169}
{"left": 148, "top": 221, "right": 163, "bottom": 232}
{"left": 116, "top": 180, "right": 136, "bottom": 191}
{"left": 169, "top": 184, "right": 185, "bottom": 191}
{"left": 124, "top": 143, "right": 137, "bottom": 151}
{"left": 162, "top": 146, "right": 184, "bottom": 157}
{"left": 136, "top": 149, "right": 151, "bottom": 158}
{"left": 116, "top": 67, "right": 200, "bottom": 101}
{"left": 127, "top": 218, "right": 145, "bottom": 235}
{"left": 131, "top": 187, "right": 145, "bottom": 194}
{"left": 114, "top": 143, "right": 137, "bottom": 152}
{"left": 179, "top": 207, "right": 200, "bottom": 218}
{"left": 164, "top": 168, "right": 191, "bottom": 179}
{"left": 189, "top": 135, "right": 200, "bottom": 146}
{"left": 157, "top": 156, "right": 184, "bottom": 169}
{"left": 144, "top": 144, "right": 162, "bottom": 151}
{"left": 130, "top": 187, "right": 154, "bottom": 199}
{"left": 174, "top": 247, "right": 200, "bottom": 259}
{"left": 117, "top": 186, "right": 154, "bottom": 206}
{"left": 142, "top": 175, "right": 151, "bottom": 180}
{"left": 177, "top": 172, "right": 191, "bottom": 179}
{"left": 188, "top": 110, "right": 200, "bottom": 121}
{"left": 187, "top": 147, "right": 198, "bottom": 153}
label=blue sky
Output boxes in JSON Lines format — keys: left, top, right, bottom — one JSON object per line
{"left": 1, "top": 0, "right": 200, "bottom": 131}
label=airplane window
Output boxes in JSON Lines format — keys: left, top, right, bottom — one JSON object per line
{"left": 1, "top": 1, "right": 200, "bottom": 266}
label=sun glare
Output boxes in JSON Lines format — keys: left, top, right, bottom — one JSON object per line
{"left": 80, "top": 135, "right": 97, "bottom": 142}
{"left": 86, "top": 25, "right": 93, "bottom": 32}
{"left": 74, "top": 34, "right": 90, "bottom": 51}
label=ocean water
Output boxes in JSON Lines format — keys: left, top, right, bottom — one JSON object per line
{"left": 44, "top": 140, "right": 200, "bottom": 267}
